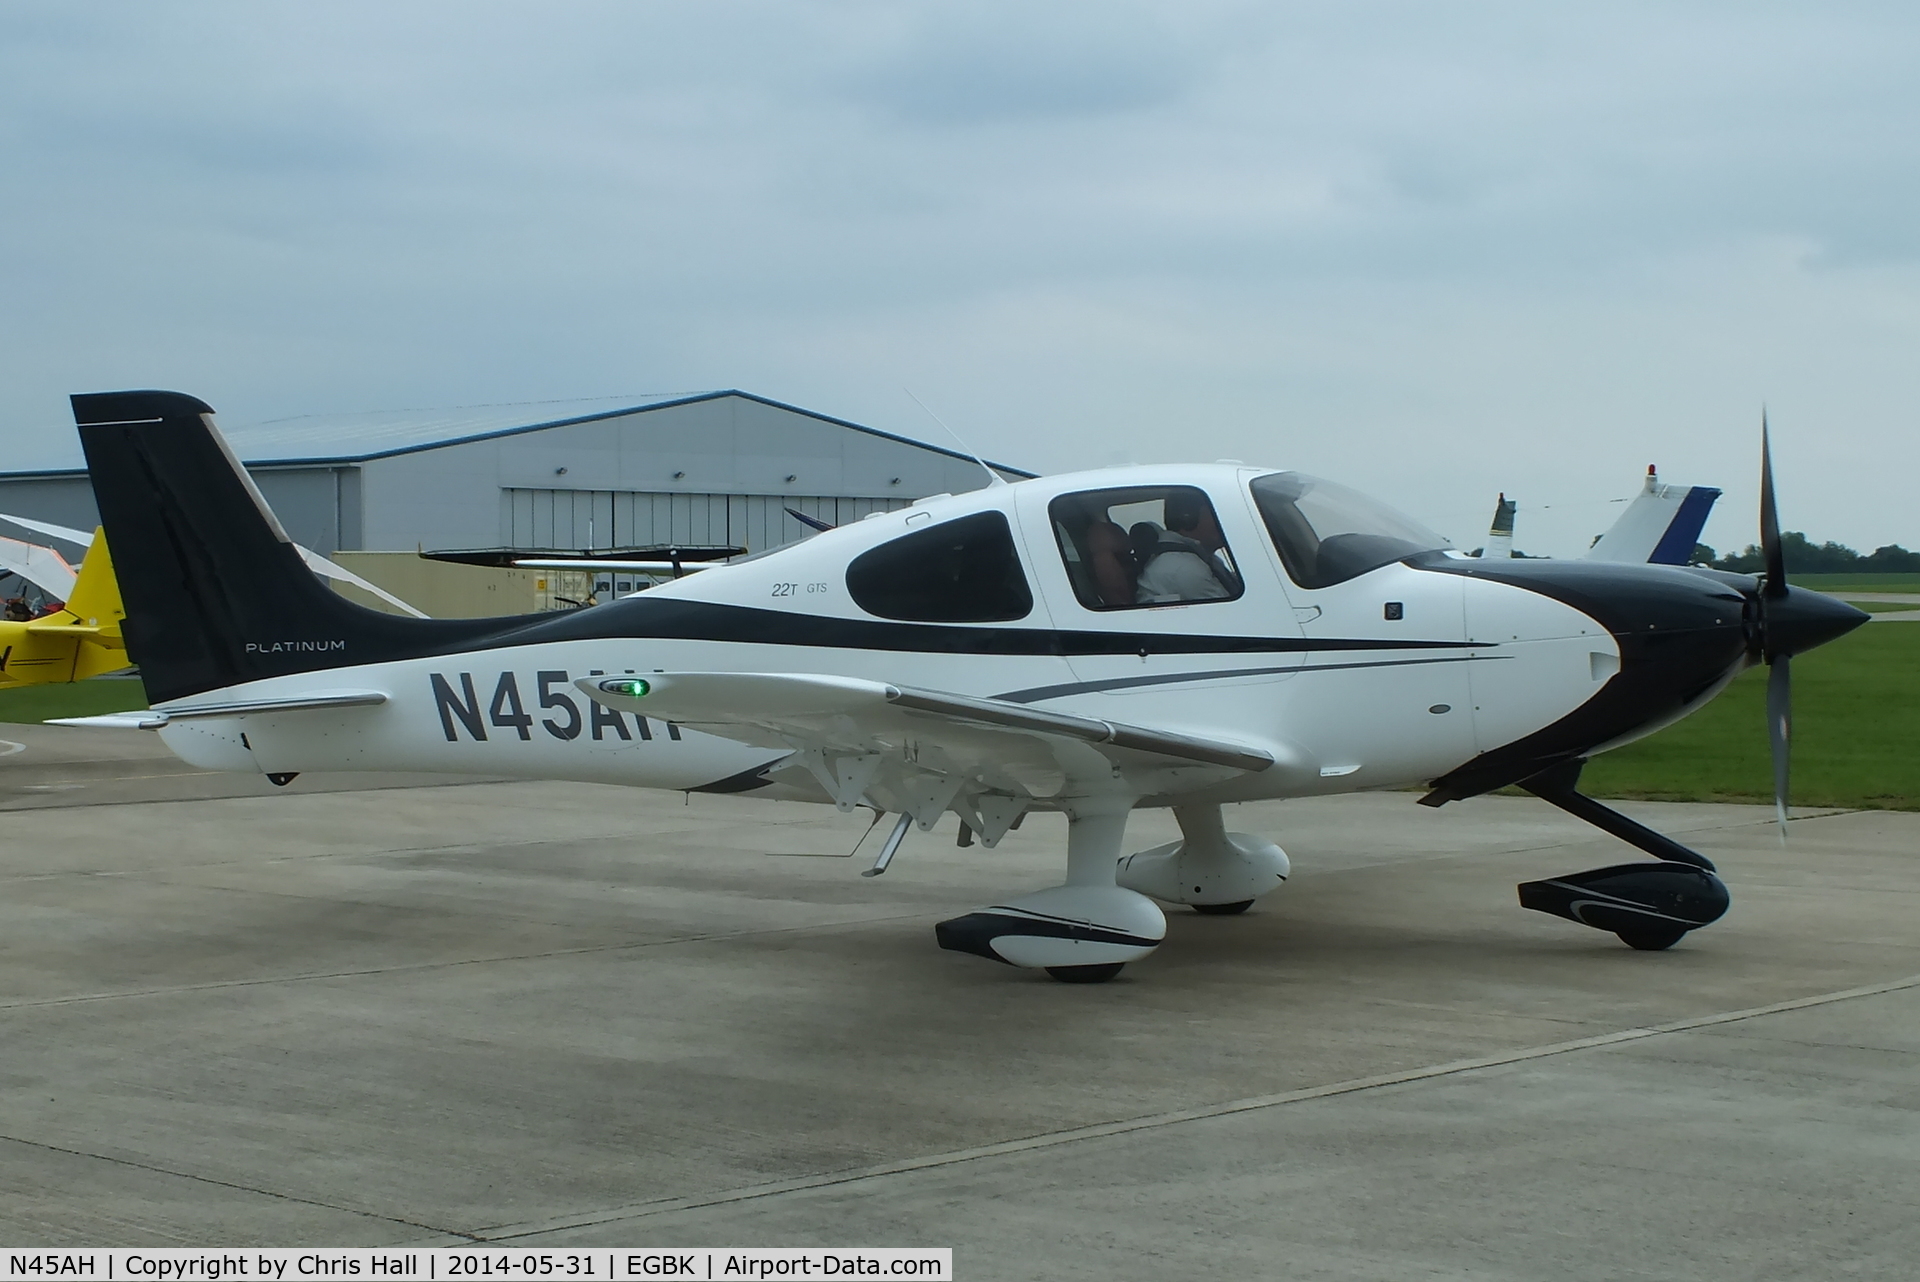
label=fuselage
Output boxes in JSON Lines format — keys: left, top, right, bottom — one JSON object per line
{"left": 152, "top": 463, "right": 1773, "bottom": 810}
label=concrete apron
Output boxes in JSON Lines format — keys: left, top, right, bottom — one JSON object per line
{"left": 1, "top": 751, "right": 1916, "bottom": 1277}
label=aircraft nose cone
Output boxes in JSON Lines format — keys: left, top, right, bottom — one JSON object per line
{"left": 1766, "top": 586, "right": 1870, "bottom": 658}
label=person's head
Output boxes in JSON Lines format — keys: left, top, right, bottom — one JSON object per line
{"left": 1164, "top": 492, "right": 1224, "bottom": 549}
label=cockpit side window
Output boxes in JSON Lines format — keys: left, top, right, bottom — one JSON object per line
{"left": 1249, "top": 471, "right": 1450, "bottom": 589}
{"left": 845, "top": 510, "right": 1033, "bottom": 622}
{"left": 1048, "top": 486, "right": 1245, "bottom": 610}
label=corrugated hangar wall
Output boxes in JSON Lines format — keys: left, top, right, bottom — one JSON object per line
{"left": 502, "top": 489, "right": 910, "bottom": 553}
{"left": 0, "top": 392, "right": 1018, "bottom": 558}
{"left": 0, "top": 466, "right": 355, "bottom": 556}
{"left": 349, "top": 394, "right": 998, "bottom": 555}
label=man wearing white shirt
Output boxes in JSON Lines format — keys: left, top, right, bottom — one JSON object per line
{"left": 1133, "top": 493, "right": 1241, "bottom": 604}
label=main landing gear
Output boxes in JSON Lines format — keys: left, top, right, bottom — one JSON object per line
{"left": 934, "top": 803, "right": 1290, "bottom": 982}
{"left": 1515, "top": 762, "right": 1731, "bottom": 950}
{"left": 935, "top": 802, "right": 1165, "bottom": 983}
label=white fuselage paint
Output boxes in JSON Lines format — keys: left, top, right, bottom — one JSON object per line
{"left": 153, "top": 465, "right": 1619, "bottom": 810}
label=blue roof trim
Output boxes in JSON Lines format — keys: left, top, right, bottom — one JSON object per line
{"left": 236, "top": 389, "right": 1036, "bottom": 475}
{"left": 0, "top": 390, "right": 1036, "bottom": 480}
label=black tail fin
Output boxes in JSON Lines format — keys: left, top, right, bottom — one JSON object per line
{"left": 74, "top": 390, "right": 512, "bottom": 705}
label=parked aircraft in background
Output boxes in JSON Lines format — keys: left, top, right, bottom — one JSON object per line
{"left": 59, "top": 391, "right": 1865, "bottom": 982}
{"left": 1474, "top": 467, "right": 1720, "bottom": 564}
{"left": 0, "top": 524, "right": 127, "bottom": 688}
{"left": 3, "top": 510, "right": 425, "bottom": 619}
{"left": 1587, "top": 466, "right": 1721, "bottom": 565}
{"left": 1, "top": 524, "right": 80, "bottom": 609}
{"left": 1478, "top": 494, "right": 1518, "bottom": 559}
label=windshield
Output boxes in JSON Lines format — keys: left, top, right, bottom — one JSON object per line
{"left": 1249, "top": 471, "right": 1450, "bottom": 589}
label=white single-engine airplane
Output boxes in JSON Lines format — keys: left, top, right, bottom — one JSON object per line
{"left": 65, "top": 391, "right": 1866, "bottom": 982}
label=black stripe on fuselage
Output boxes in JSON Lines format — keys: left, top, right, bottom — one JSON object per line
{"left": 441, "top": 598, "right": 1479, "bottom": 661}
{"left": 992, "top": 653, "right": 1509, "bottom": 704}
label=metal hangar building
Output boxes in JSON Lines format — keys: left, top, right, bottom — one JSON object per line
{"left": 0, "top": 390, "right": 1030, "bottom": 559}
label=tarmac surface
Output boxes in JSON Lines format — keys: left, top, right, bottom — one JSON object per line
{"left": 3, "top": 721, "right": 1917, "bottom": 1278}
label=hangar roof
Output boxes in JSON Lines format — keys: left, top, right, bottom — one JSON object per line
{"left": 0, "top": 390, "right": 1033, "bottom": 479}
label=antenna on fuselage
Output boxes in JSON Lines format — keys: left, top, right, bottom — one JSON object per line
{"left": 904, "top": 388, "right": 1008, "bottom": 489}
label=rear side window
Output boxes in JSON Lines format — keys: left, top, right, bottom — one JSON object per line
{"left": 845, "top": 510, "right": 1033, "bottom": 623}
{"left": 1048, "top": 485, "right": 1245, "bottom": 610}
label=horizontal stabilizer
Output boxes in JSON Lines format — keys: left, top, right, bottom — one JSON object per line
{"left": 24, "top": 621, "right": 112, "bottom": 639}
{"left": 52, "top": 691, "right": 389, "bottom": 730}
{"left": 47, "top": 712, "right": 169, "bottom": 730}
{"left": 155, "top": 690, "right": 390, "bottom": 721}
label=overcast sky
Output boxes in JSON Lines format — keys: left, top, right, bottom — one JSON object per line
{"left": 3, "top": 2, "right": 1916, "bottom": 557}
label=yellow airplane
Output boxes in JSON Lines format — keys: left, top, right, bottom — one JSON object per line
{"left": 0, "top": 528, "right": 129, "bottom": 688}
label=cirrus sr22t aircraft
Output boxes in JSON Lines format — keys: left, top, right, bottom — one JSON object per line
{"left": 66, "top": 391, "right": 1866, "bottom": 982}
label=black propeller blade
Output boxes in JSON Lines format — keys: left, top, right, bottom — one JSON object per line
{"left": 1751, "top": 414, "right": 1870, "bottom": 836}
{"left": 1760, "top": 416, "right": 1790, "bottom": 834}
{"left": 1760, "top": 412, "right": 1787, "bottom": 603}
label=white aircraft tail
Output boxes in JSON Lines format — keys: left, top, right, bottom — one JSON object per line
{"left": 1585, "top": 466, "right": 1720, "bottom": 566}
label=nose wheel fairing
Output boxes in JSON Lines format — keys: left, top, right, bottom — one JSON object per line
{"left": 1518, "top": 862, "right": 1730, "bottom": 948}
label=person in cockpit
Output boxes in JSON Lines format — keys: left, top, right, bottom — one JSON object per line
{"left": 1134, "top": 493, "right": 1241, "bottom": 604}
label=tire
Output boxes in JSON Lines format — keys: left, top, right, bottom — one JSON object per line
{"left": 1616, "top": 925, "right": 1689, "bottom": 951}
{"left": 1045, "top": 963, "right": 1127, "bottom": 983}
{"left": 1192, "top": 900, "right": 1255, "bottom": 916}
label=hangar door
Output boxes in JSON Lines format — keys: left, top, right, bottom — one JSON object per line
{"left": 503, "top": 489, "right": 909, "bottom": 554}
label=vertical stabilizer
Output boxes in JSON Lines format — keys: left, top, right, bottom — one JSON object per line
{"left": 73, "top": 390, "right": 510, "bottom": 704}
{"left": 1481, "top": 493, "right": 1517, "bottom": 559}
{"left": 1586, "top": 465, "right": 1722, "bottom": 565}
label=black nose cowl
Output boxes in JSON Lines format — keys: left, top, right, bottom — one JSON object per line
{"left": 1764, "top": 585, "right": 1870, "bottom": 659}
{"left": 1410, "top": 556, "right": 1757, "bottom": 803}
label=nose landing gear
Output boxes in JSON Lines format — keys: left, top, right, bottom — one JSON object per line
{"left": 1515, "top": 761, "right": 1731, "bottom": 949}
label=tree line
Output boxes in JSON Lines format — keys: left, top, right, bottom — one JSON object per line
{"left": 1692, "top": 532, "right": 1920, "bottom": 574}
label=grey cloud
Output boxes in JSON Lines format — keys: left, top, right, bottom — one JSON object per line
{"left": 841, "top": 3, "right": 1214, "bottom": 125}
{"left": 1, "top": 2, "right": 1917, "bottom": 551}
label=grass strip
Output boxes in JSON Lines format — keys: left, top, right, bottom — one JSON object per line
{"left": 0, "top": 677, "right": 149, "bottom": 724}
{"left": 1582, "top": 621, "right": 1918, "bottom": 810}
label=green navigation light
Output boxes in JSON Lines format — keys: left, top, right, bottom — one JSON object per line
{"left": 604, "top": 678, "right": 652, "bottom": 698}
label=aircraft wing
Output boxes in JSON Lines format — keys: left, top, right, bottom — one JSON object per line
{"left": 294, "top": 547, "right": 429, "bottom": 618}
{"left": 579, "top": 671, "right": 1276, "bottom": 843}
{"left": 0, "top": 512, "right": 91, "bottom": 548}
{"left": 0, "top": 534, "right": 78, "bottom": 599}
